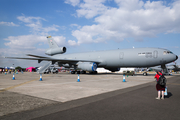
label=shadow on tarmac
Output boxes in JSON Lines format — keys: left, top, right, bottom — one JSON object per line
{"left": 165, "top": 92, "right": 173, "bottom": 98}
{"left": 84, "top": 72, "right": 156, "bottom": 76}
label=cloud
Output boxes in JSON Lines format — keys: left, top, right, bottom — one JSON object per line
{"left": 68, "top": 0, "right": 180, "bottom": 44}
{"left": 64, "top": 0, "right": 80, "bottom": 6}
{"left": 76, "top": 0, "right": 108, "bottom": 19}
{"left": 70, "top": 24, "right": 81, "bottom": 29}
{"left": 53, "top": 36, "right": 67, "bottom": 46}
{"left": 0, "top": 21, "right": 19, "bottom": 26}
{"left": 68, "top": 40, "right": 79, "bottom": 46}
{"left": 17, "top": 15, "right": 59, "bottom": 35}
{"left": 115, "top": 0, "right": 144, "bottom": 11}
{"left": 4, "top": 35, "right": 46, "bottom": 49}
{"left": 4, "top": 35, "right": 67, "bottom": 49}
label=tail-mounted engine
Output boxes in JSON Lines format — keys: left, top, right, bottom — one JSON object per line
{"left": 45, "top": 47, "right": 66, "bottom": 56}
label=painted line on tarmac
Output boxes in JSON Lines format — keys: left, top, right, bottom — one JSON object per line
{"left": 0, "top": 74, "right": 52, "bottom": 93}
{"left": 0, "top": 78, "right": 40, "bottom": 93}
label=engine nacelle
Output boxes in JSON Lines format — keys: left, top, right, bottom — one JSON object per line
{"left": 77, "top": 62, "right": 97, "bottom": 72}
{"left": 45, "top": 47, "right": 66, "bottom": 56}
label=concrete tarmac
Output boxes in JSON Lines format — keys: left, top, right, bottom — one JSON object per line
{"left": 0, "top": 72, "right": 179, "bottom": 120}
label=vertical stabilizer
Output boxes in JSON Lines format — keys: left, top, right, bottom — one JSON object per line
{"left": 47, "top": 36, "right": 58, "bottom": 48}
{"left": 45, "top": 36, "right": 66, "bottom": 56}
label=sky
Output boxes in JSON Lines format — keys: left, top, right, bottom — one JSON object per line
{"left": 0, "top": 0, "right": 180, "bottom": 68}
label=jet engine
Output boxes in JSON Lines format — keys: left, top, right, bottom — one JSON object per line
{"left": 45, "top": 47, "right": 66, "bottom": 56}
{"left": 77, "top": 62, "right": 97, "bottom": 72}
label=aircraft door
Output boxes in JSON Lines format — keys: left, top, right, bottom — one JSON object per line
{"left": 119, "top": 52, "right": 124, "bottom": 59}
{"left": 153, "top": 50, "right": 158, "bottom": 58}
{"left": 119, "top": 52, "right": 124, "bottom": 66}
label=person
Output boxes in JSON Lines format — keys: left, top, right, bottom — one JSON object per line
{"left": 154, "top": 71, "right": 165, "bottom": 100}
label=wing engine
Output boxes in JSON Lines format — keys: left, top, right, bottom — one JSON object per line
{"left": 77, "top": 62, "right": 97, "bottom": 72}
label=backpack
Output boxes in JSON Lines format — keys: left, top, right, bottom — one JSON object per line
{"left": 157, "top": 73, "right": 167, "bottom": 86}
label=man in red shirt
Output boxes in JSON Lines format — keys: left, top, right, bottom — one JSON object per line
{"left": 154, "top": 71, "right": 165, "bottom": 100}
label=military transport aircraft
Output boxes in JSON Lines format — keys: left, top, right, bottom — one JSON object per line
{"left": 6, "top": 36, "right": 178, "bottom": 75}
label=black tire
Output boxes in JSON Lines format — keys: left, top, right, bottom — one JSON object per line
{"left": 81, "top": 71, "right": 86, "bottom": 74}
{"left": 143, "top": 72, "right": 147, "bottom": 76}
{"left": 90, "top": 71, "right": 97, "bottom": 74}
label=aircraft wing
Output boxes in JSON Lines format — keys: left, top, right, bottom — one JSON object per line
{"left": 26, "top": 54, "right": 48, "bottom": 58}
{"left": 166, "top": 65, "right": 175, "bottom": 70}
{"left": 149, "top": 66, "right": 162, "bottom": 71}
{"left": 5, "top": 54, "right": 101, "bottom": 64}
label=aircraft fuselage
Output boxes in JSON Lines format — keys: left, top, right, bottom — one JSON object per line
{"left": 54, "top": 48, "right": 177, "bottom": 69}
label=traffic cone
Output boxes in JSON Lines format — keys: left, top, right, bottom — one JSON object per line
{"left": 39, "top": 74, "right": 42, "bottom": 81}
{"left": 12, "top": 73, "right": 15, "bottom": 80}
{"left": 77, "top": 74, "right": 80, "bottom": 82}
{"left": 123, "top": 74, "right": 126, "bottom": 82}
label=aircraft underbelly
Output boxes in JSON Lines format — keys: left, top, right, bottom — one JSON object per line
{"left": 105, "top": 59, "right": 120, "bottom": 67}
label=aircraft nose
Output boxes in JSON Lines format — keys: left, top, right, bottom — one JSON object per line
{"left": 176, "top": 55, "right": 178, "bottom": 60}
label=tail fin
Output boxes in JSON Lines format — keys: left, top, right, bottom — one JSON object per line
{"left": 45, "top": 36, "right": 66, "bottom": 56}
{"left": 47, "top": 36, "right": 58, "bottom": 48}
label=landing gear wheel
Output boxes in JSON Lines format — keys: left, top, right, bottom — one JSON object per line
{"left": 80, "top": 71, "right": 86, "bottom": 74}
{"left": 143, "top": 72, "right": 147, "bottom": 76}
{"left": 90, "top": 71, "right": 97, "bottom": 74}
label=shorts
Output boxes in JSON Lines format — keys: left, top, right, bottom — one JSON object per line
{"left": 156, "top": 84, "right": 165, "bottom": 91}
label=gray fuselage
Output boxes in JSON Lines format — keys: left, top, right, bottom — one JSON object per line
{"left": 53, "top": 48, "right": 177, "bottom": 69}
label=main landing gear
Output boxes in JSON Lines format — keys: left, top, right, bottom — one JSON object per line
{"left": 71, "top": 71, "right": 97, "bottom": 74}
{"left": 143, "top": 72, "right": 148, "bottom": 76}
{"left": 71, "top": 71, "right": 86, "bottom": 74}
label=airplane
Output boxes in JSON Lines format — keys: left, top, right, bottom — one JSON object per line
{"left": 149, "top": 62, "right": 180, "bottom": 75}
{"left": 5, "top": 36, "right": 178, "bottom": 75}
{"left": 167, "top": 62, "right": 180, "bottom": 72}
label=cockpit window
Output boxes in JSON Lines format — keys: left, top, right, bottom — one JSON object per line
{"left": 167, "top": 51, "right": 173, "bottom": 54}
{"left": 164, "top": 51, "right": 173, "bottom": 54}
